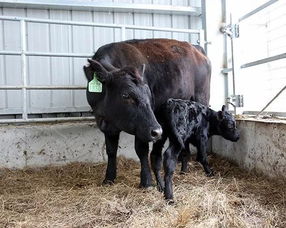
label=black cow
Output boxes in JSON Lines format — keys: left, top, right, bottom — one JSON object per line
{"left": 157, "top": 98, "right": 239, "bottom": 200}
{"left": 83, "top": 39, "right": 211, "bottom": 188}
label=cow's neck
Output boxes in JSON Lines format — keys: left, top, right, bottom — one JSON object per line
{"left": 208, "top": 109, "right": 220, "bottom": 136}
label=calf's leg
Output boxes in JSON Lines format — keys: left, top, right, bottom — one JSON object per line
{"left": 135, "top": 136, "right": 153, "bottom": 188}
{"left": 180, "top": 145, "right": 191, "bottom": 174}
{"left": 150, "top": 135, "right": 167, "bottom": 192}
{"left": 163, "top": 143, "right": 181, "bottom": 200}
{"left": 103, "top": 133, "right": 120, "bottom": 184}
{"left": 196, "top": 137, "right": 214, "bottom": 176}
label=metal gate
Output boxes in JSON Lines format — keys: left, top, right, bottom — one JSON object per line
{"left": 221, "top": 0, "right": 286, "bottom": 116}
{"left": 0, "top": 0, "right": 204, "bottom": 123}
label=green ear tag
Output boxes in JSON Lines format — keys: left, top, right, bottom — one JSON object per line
{"left": 88, "top": 73, "right": 102, "bottom": 93}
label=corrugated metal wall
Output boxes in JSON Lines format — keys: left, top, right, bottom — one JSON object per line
{"left": 230, "top": 0, "right": 286, "bottom": 113}
{"left": 0, "top": 0, "right": 202, "bottom": 116}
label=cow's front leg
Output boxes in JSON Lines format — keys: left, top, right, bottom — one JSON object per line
{"left": 196, "top": 137, "right": 213, "bottom": 176}
{"left": 150, "top": 135, "right": 167, "bottom": 192}
{"left": 135, "top": 136, "right": 152, "bottom": 188}
{"left": 103, "top": 133, "right": 120, "bottom": 185}
{"left": 163, "top": 143, "right": 181, "bottom": 201}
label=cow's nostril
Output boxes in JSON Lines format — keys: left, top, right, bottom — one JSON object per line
{"left": 151, "top": 128, "right": 163, "bottom": 140}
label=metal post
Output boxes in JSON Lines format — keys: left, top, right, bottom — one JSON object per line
{"left": 229, "top": 14, "right": 236, "bottom": 114}
{"left": 199, "top": 29, "right": 205, "bottom": 47}
{"left": 121, "top": 26, "right": 126, "bottom": 41}
{"left": 20, "top": 19, "right": 28, "bottom": 120}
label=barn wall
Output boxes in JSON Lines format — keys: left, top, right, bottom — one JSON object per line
{"left": 0, "top": 0, "right": 202, "bottom": 116}
{"left": 212, "top": 119, "right": 286, "bottom": 179}
{"left": 0, "top": 121, "right": 137, "bottom": 169}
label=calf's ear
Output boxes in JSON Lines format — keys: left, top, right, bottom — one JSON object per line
{"left": 218, "top": 111, "right": 224, "bottom": 120}
{"left": 87, "top": 59, "right": 111, "bottom": 83}
{"left": 221, "top": 105, "right": 226, "bottom": 112}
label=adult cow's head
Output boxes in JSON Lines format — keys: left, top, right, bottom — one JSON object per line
{"left": 83, "top": 59, "right": 162, "bottom": 142}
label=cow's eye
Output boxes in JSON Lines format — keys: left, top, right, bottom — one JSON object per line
{"left": 122, "top": 93, "right": 130, "bottom": 99}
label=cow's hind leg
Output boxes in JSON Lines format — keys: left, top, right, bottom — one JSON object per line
{"left": 163, "top": 143, "right": 181, "bottom": 201}
{"left": 151, "top": 135, "right": 167, "bottom": 192}
{"left": 103, "top": 133, "right": 120, "bottom": 185}
{"left": 135, "top": 136, "right": 153, "bottom": 188}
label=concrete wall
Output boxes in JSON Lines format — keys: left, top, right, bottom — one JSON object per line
{"left": 0, "top": 121, "right": 137, "bottom": 169}
{"left": 212, "top": 119, "right": 286, "bottom": 179}
{"left": 1, "top": 119, "right": 286, "bottom": 182}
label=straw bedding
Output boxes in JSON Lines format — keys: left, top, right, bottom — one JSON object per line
{"left": 0, "top": 154, "right": 285, "bottom": 228}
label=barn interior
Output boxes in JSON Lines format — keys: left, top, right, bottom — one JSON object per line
{"left": 0, "top": 0, "right": 285, "bottom": 227}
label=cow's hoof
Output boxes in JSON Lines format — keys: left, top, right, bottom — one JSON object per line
{"left": 139, "top": 182, "right": 153, "bottom": 189}
{"left": 102, "top": 179, "right": 115, "bottom": 185}
{"left": 165, "top": 198, "right": 175, "bottom": 205}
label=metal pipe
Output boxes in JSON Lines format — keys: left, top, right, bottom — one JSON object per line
{"left": 239, "top": 0, "right": 279, "bottom": 22}
{"left": 255, "top": 85, "right": 286, "bottom": 118}
{"left": 0, "top": 116, "right": 94, "bottom": 124}
{"left": 0, "top": 16, "right": 201, "bottom": 34}
{"left": 0, "top": 51, "right": 92, "bottom": 58}
{"left": 0, "top": 85, "right": 86, "bottom": 90}
{"left": 0, "top": 1, "right": 201, "bottom": 16}
{"left": 20, "top": 19, "right": 28, "bottom": 120}
{"left": 241, "top": 53, "right": 286, "bottom": 69}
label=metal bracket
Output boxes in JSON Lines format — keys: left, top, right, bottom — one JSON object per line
{"left": 228, "top": 94, "right": 244, "bottom": 108}
{"left": 220, "top": 23, "right": 239, "bottom": 38}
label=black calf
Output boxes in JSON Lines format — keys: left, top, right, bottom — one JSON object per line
{"left": 156, "top": 98, "right": 240, "bottom": 200}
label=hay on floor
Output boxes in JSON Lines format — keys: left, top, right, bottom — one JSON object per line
{"left": 0, "top": 155, "right": 285, "bottom": 228}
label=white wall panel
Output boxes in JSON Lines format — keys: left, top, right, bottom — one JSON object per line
{"left": 71, "top": 11, "right": 93, "bottom": 110}
{"left": 49, "top": 10, "right": 73, "bottom": 111}
{"left": 0, "top": 8, "right": 6, "bottom": 110}
{"left": 27, "top": 9, "right": 51, "bottom": 113}
{"left": 1, "top": 8, "right": 24, "bottom": 113}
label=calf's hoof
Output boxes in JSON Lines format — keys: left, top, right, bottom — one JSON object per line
{"left": 205, "top": 169, "right": 215, "bottom": 177}
{"left": 180, "top": 170, "right": 189, "bottom": 175}
{"left": 102, "top": 179, "right": 115, "bottom": 185}
{"left": 157, "top": 183, "right": 165, "bottom": 192}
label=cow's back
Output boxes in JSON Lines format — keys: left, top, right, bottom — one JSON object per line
{"left": 93, "top": 39, "right": 211, "bottom": 111}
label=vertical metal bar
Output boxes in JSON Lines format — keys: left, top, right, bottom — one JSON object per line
{"left": 221, "top": 0, "right": 229, "bottom": 109}
{"left": 20, "top": 19, "right": 28, "bottom": 120}
{"left": 201, "top": 0, "right": 207, "bottom": 53}
{"left": 199, "top": 29, "right": 205, "bottom": 47}
{"left": 121, "top": 26, "right": 126, "bottom": 41}
{"left": 229, "top": 14, "right": 236, "bottom": 114}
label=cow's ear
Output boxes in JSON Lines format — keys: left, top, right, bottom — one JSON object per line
{"left": 83, "top": 64, "right": 94, "bottom": 81}
{"left": 87, "top": 59, "right": 111, "bottom": 83}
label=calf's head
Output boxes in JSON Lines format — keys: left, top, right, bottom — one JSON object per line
{"left": 216, "top": 105, "right": 240, "bottom": 142}
{"left": 83, "top": 59, "right": 162, "bottom": 142}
